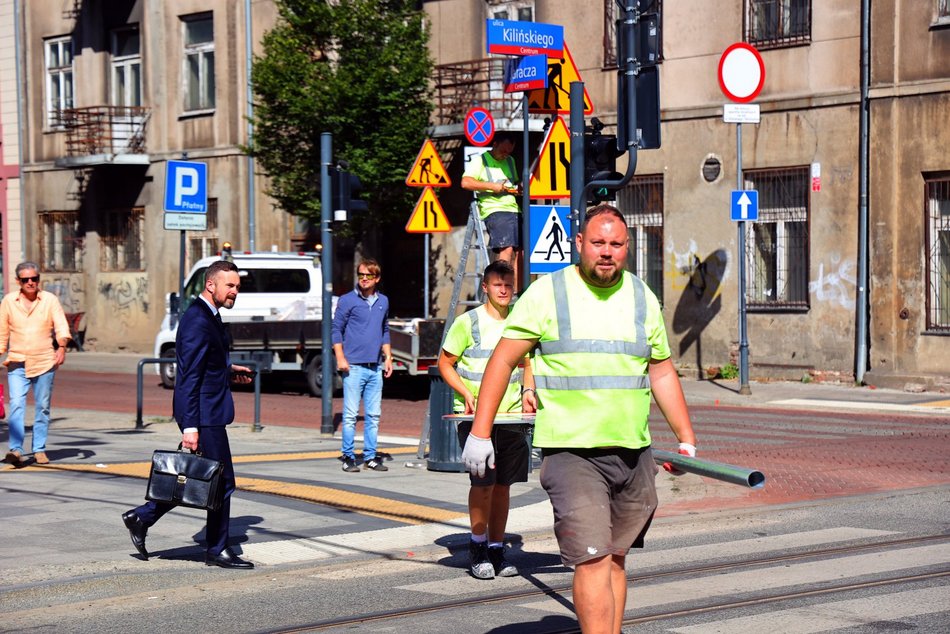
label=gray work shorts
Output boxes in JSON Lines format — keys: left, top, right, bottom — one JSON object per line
{"left": 539, "top": 446, "right": 658, "bottom": 566}
{"left": 483, "top": 211, "right": 522, "bottom": 251}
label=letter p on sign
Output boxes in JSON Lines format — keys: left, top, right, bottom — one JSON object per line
{"left": 175, "top": 167, "right": 199, "bottom": 206}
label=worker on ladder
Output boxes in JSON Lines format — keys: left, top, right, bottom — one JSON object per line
{"left": 461, "top": 131, "right": 524, "bottom": 289}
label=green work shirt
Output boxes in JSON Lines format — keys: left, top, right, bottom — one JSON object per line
{"left": 502, "top": 267, "right": 670, "bottom": 449}
{"left": 463, "top": 151, "right": 520, "bottom": 219}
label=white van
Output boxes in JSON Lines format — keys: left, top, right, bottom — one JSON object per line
{"left": 153, "top": 251, "right": 339, "bottom": 396}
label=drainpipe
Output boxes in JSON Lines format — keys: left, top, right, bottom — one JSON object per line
{"left": 855, "top": 0, "right": 870, "bottom": 384}
{"left": 14, "top": 0, "right": 26, "bottom": 266}
{"left": 245, "top": 0, "right": 256, "bottom": 251}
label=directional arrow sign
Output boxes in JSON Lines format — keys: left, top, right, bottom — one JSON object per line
{"left": 731, "top": 190, "right": 759, "bottom": 221}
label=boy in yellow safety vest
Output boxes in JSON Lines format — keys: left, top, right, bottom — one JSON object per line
{"left": 437, "top": 260, "right": 535, "bottom": 579}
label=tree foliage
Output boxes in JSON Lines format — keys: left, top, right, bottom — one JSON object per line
{"left": 249, "top": 0, "right": 434, "bottom": 231}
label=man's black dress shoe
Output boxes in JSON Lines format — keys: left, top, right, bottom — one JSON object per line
{"left": 121, "top": 510, "right": 149, "bottom": 559}
{"left": 206, "top": 548, "right": 254, "bottom": 569}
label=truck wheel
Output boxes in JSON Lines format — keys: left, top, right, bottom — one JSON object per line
{"left": 306, "top": 355, "right": 339, "bottom": 397}
{"left": 160, "top": 348, "right": 177, "bottom": 389}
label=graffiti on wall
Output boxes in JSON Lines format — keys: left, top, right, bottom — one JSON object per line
{"left": 43, "top": 276, "right": 85, "bottom": 314}
{"left": 666, "top": 239, "right": 730, "bottom": 299}
{"left": 98, "top": 275, "right": 150, "bottom": 328}
{"left": 809, "top": 253, "right": 856, "bottom": 310}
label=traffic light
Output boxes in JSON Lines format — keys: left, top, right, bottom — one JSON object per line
{"left": 331, "top": 166, "right": 368, "bottom": 221}
{"left": 584, "top": 123, "right": 623, "bottom": 203}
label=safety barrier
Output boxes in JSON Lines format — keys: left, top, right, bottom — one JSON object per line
{"left": 135, "top": 358, "right": 261, "bottom": 432}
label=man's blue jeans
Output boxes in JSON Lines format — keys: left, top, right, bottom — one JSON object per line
{"left": 341, "top": 363, "right": 382, "bottom": 461}
{"left": 6, "top": 365, "right": 56, "bottom": 453}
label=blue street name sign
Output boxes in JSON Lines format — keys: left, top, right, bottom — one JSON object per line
{"left": 529, "top": 205, "right": 572, "bottom": 274}
{"left": 731, "top": 190, "right": 759, "bottom": 221}
{"left": 486, "top": 19, "right": 564, "bottom": 57}
{"left": 164, "top": 160, "right": 208, "bottom": 213}
{"left": 504, "top": 54, "right": 548, "bottom": 93}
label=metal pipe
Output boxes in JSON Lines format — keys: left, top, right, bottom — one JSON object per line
{"left": 652, "top": 449, "right": 766, "bottom": 489}
{"left": 320, "top": 133, "right": 334, "bottom": 436}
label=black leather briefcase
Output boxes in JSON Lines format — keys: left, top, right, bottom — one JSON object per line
{"left": 146, "top": 447, "right": 223, "bottom": 511}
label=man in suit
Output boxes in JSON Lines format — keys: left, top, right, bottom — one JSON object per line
{"left": 122, "top": 260, "right": 255, "bottom": 568}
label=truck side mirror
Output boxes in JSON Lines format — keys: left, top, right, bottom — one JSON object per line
{"left": 169, "top": 292, "right": 180, "bottom": 315}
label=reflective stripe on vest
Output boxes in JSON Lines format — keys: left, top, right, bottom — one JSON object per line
{"left": 458, "top": 310, "right": 520, "bottom": 384}
{"left": 536, "top": 268, "right": 652, "bottom": 390}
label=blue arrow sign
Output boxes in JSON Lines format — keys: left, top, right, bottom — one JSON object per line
{"left": 731, "top": 190, "right": 759, "bottom": 221}
{"left": 486, "top": 19, "right": 564, "bottom": 57}
{"left": 503, "top": 54, "right": 548, "bottom": 93}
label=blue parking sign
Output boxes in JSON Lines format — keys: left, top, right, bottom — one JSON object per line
{"left": 164, "top": 160, "right": 208, "bottom": 213}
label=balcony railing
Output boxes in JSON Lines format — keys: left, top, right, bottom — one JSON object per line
{"left": 433, "top": 58, "right": 523, "bottom": 126}
{"left": 56, "top": 105, "right": 150, "bottom": 158}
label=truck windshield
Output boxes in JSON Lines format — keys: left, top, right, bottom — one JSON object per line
{"left": 179, "top": 267, "right": 311, "bottom": 314}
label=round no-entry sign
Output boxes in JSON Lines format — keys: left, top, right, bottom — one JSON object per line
{"left": 718, "top": 43, "right": 765, "bottom": 103}
{"left": 464, "top": 107, "right": 495, "bottom": 147}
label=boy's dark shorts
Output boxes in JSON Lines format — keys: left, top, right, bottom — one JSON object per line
{"left": 457, "top": 420, "right": 530, "bottom": 486}
{"left": 483, "top": 211, "right": 522, "bottom": 251}
{"left": 539, "top": 446, "right": 658, "bottom": 566}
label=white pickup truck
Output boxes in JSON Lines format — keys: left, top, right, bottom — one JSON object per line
{"left": 153, "top": 251, "right": 341, "bottom": 396}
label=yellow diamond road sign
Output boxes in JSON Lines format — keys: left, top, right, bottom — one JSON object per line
{"left": 406, "top": 187, "right": 451, "bottom": 233}
{"left": 529, "top": 116, "right": 572, "bottom": 199}
{"left": 527, "top": 44, "right": 593, "bottom": 115}
{"left": 406, "top": 139, "right": 451, "bottom": 188}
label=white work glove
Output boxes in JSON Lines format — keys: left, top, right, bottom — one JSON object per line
{"left": 461, "top": 434, "right": 495, "bottom": 478}
{"left": 662, "top": 442, "right": 696, "bottom": 476}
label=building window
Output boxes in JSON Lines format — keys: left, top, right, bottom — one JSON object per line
{"left": 940, "top": 0, "right": 950, "bottom": 18}
{"left": 45, "top": 36, "right": 74, "bottom": 128}
{"left": 182, "top": 14, "right": 215, "bottom": 112}
{"left": 489, "top": 1, "right": 534, "bottom": 22}
{"left": 746, "top": 0, "right": 811, "bottom": 48}
{"left": 188, "top": 198, "right": 219, "bottom": 269}
{"left": 743, "top": 167, "right": 810, "bottom": 310}
{"left": 100, "top": 207, "right": 145, "bottom": 271}
{"left": 604, "top": 0, "right": 663, "bottom": 68}
{"left": 926, "top": 176, "right": 950, "bottom": 332}
{"left": 39, "top": 211, "right": 83, "bottom": 272}
{"left": 111, "top": 26, "right": 142, "bottom": 107}
{"left": 618, "top": 175, "right": 664, "bottom": 303}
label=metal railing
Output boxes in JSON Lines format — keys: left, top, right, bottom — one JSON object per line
{"left": 56, "top": 105, "right": 150, "bottom": 157}
{"left": 136, "top": 358, "right": 262, "bottom": 432}
{"left": 433, "top": 58, "right": 522, "bottom": 126}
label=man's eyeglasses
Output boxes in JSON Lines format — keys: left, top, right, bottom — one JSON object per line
{"left": 357, "top": 273, "right": 377, "bottom": 280}
{"left": 18, "top": 276, "right": 40, "bottom": 283}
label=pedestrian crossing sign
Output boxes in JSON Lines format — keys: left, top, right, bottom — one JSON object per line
{"left": 406, "top": 139, "right": 451, "bottom": 188}
{"left": 529, "top": 205, "right": 572, "bottom": 274}
{"left": 406, "top": 187, "right": 451, "bottom": 233}
{"left": 526, "top": 44, "right": 593, "bottom": 115}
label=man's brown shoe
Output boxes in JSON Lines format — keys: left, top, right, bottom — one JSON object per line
{"left": 4, "top": 450, "right": 22, "bottom": 465}
{"left": 34, "top": 452, "right": 49, "bottom": 465}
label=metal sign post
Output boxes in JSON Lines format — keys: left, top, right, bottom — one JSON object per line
{"left": 718, "top": 42, "right": 765, "bottom": 395}
{"left": 320, "top": 132, "right": 334, "bottom": 435}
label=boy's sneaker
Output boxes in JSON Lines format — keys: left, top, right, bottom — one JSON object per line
{"left": 469, "top": 540, "right": 495, "bottom": 579}
{"left": 364, "top": 457, "right": 389, "bottom": 472}
{"left": 488, "top": 545, "right": 518, "bottom": 577}
{"left": 341, "top": 456, "right": 360, "bottom": 472}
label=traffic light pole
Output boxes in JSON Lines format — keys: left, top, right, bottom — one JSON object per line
{"left": 569, "top": 81, "right": 585, "bottom": 265}
{"left": 320, "top": 132, "right": 335, "bottom": 435}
